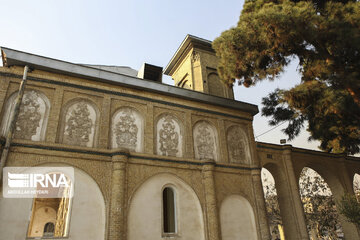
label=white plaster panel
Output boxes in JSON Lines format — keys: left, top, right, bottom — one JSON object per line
{"left": 220, "top": 195, "right": 258, "bottom": 240}
{"left": 0, "top": 197, "right": 33, "bottom": 239}
{"left": 68, "top": 168, "right": 105, "bottom": 240}
{"left": 128, "top": 173, "right": 205, "bottom": 240}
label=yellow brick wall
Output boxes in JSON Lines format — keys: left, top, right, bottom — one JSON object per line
{"left": 0, "top": 65, "right": 267, "bottom": 240}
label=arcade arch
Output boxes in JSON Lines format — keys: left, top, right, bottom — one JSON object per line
{"left": 298, "top": 167, "right": 343, "bottom": 239}
{"left": 261, "top": 168, "right": 284, "bottom": 240}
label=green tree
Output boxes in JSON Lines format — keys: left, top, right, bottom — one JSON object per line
{"left": 338, "top": 175, "right": 360, "bottom": 227}
{"left": 338, "top": 193, "right": 360, "bottom": 227}
{"left": 299, "top": 167, "right": 343, "bottom": 239}
{"left": 261, "top": 170, "right": 283, "bottom": 239}
{"left": 213, "top": 0, "right": 360, "bottom": 154}
{"left": 261, "top": 167, "right": 344, "bottom": 239}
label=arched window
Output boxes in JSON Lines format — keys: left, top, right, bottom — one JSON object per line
{"left": 163, "top": 187, "right": 176, "bottom": 234}
{"left": 43, "top": 222, "right": 55, "bottom": 237}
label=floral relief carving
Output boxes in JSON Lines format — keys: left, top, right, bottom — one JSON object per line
{"left": 191, "top": 51, "right": 200, "bottom": 63}
{"left": 114, "top": 108, "right": 138, "bottom": 150}
{"left": 195, "top": 122, "right": 215, "bottom": 160}
{"left": 158, "top": 115, "right": 179, "bottom": 157}
{"left": 227, "top": 126, "right": 247, "bottom": 163}
{"left": 14, "top": 90, "right": 42, "bottom": 140}
{"left": 64, "top": 102, "right": 93, "bottom": 147}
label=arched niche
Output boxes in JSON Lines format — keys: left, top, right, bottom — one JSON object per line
{"left": 220, "top": 195, "right": 258, "bottom": 240}
{"left": 111, "top": 107, "right": 144, "bottom": 152}
{"left": 43, "top": 222, "right": 55, "bottom": 237}
{"left": 0, "top": 165, "right": 106, "bottom": 240}
{"left": 208, "top": 73, "right": 225, "bottom": 97}
{"left": 155, "top": 114, "right": 183, "bottom": 157}
{"left": 226, "top": 125, "right": 251, "bottom": 164}
{"left": 193, "top": 120, "right": 219, "bottom": 161}
{"left": 59, "top": 99, "right": 99, "bottom": 147}
{"left": 0, "top": 89, "right": 50, "bottom": 141}
{"left": 128, "top": 173, "right": 205, "bottom": 240}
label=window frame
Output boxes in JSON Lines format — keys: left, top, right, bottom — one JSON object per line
{"left": 161, "top": 185, "right": 178, "bottom": 237}
{"left": 26, "top": 172, "right": 73, "bottom": 239}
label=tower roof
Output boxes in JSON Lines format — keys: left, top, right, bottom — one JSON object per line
{"left": 163, "top": 34, "right": 214, "bottom": 76}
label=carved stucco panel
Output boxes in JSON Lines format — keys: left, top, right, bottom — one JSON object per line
{"left": 156, "top": 114, "right": 183, "bottom": 157}
{"left": 112, "top": 107, "right": 143, "bottom": 152}
{"left": 227, "top": 125, "right": 250, "bottom": 164}
{"left": 0, "top": 90, "right": 49, "bottom": 141}
{"left": 63, "top": 101, "right": 96, "bottom": 147}
{"left": 193, "top": 121, "right": 218, "bottom": 161}
{"left": 191, "top": 50, "right": 200, "bottom": 63}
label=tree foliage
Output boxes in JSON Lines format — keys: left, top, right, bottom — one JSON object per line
{"left": 261, "top": 170, "right": 282, "bottom": 239}
{"left": 338, "top": 193, "right": 360, "bottom": 227}
{"left": 299, "top": 168, "right": 343, "bottom": 239}
{"left": 261, "top": 167, "right": 344, "bottom": 239}
{"left": 338, "top": 175, "right": 360, "bottom": 227}
{"left": 213, "top": 0, "right": 360, "bottom": 154}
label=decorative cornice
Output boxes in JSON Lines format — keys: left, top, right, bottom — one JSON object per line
{"left": 256, "top": 142, "right": 360, "bottom": 162}
{"left": 0, "top": 72, "right": 253, "bottom": 122}
{"left": 11, "top": 142, "right": 259, "bottom": 171}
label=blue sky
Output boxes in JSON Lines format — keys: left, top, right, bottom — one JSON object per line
{"left": 0, "top": 0, "right": 319, "bottom": 150}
